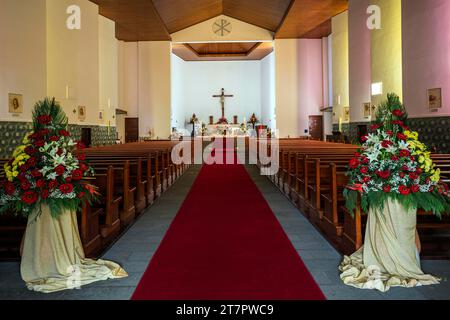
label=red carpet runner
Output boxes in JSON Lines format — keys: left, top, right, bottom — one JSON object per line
{"left": 132, "top": 159, "right": 325, "bottom": 300}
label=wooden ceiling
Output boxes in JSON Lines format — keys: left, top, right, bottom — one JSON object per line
{"left": 275, "top": 0, "right": 348, "bottom": 39}
{"left": 172, "top": 42, "right": 274, "bottom": 61}
{"left": 90, "top": 0, "right": 348, "bottom": 41}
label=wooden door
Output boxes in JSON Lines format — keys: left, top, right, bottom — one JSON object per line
{"left": 125, "top": 118, "right": 139, "bottom": 143}
{"left": 81, "top": 128, "right": 92, "bottom": 147}
{"left": 309, "top": 115, "right": 323, "bottom": 141}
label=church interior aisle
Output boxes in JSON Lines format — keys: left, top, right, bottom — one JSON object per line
{"left": 132, "top": 157, "right": 325, "bottom": 300}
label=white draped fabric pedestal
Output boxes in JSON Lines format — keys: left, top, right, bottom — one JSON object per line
{"left": 21, "top": 205, "right": 128, "bottom": 293}
{"left": 339, "top": 199, "right": 440, "bottom": 292}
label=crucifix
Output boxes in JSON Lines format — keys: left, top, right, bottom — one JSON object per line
{"left": 213, "top": 88, "right": 234, "bottom": 123}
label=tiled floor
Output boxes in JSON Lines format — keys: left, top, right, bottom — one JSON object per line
{"left": 0, "top": 164, "right": 449, "bottom": 300}
{"left": 246, "top": 165, "right": 450, "bottom": 300}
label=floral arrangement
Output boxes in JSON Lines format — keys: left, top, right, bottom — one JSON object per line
{"left": 240, "top": 122, "right": 248, "bottom": 133}
{"left": 344, "top": 93, "right": 450, "bottom": 217}
{"left": 0, "top": 98, "right": 98, "bottom": 218}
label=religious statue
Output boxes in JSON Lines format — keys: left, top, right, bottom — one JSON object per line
{"left": 213, "top": 88, "right": 233, "bottom": 124}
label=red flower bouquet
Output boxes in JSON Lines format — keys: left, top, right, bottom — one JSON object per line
{"left": 0, "top": 98, "right": 98, "bottom": 218}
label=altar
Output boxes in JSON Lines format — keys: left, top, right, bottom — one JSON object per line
{"left": 205, "top": 123, "right": 251, "bottom": 137}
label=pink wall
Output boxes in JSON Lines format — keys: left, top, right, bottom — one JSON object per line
{"left": 402, "top": 0, "right": 450, "bottom": 117}
{"left": 349, "top": 0, "right": 372, "bottom": 122}
{"left": 296, "top": 39, "right": 325, "bottom": 135}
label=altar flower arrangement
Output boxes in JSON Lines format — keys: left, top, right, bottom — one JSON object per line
{"left": 0, "top": 98, "right": 98, "bottom": 218}
{"left": 344, "top": 93, "right": 450, "bottom": 217}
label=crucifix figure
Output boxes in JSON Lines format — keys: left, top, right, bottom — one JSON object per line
{"left": 213, "top": 88, "right": 234, "bottom": 124}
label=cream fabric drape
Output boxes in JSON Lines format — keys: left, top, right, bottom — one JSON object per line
{"left": 21, "top": 205, "right": 128, "bottom": 293}
{"left": 339, "top": 199, "right": 440, "bottom": 292}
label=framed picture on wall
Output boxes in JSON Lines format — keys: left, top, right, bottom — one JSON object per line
{"left": 78, "top": 106, "right": 86, "bottom": 121}
{"left": 343, "top": 106, "right": 350, "bottom": 122}
{"left": 8, "top": 93, "right": 23, "bottom": 114}
{"left": 428, "top": 88, "right": 442, "bottom": 111}
{"left": 371, "top": 104, "right": 378, "bottom": 118}
{"left": 363, "top": 102, "right": 371, "bottom": 118}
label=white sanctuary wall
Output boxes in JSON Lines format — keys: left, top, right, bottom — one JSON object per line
{"left": 138, "top": 41, "right": 172, "bottom": 139}
{"left": 261, "top": 53, "right": 276, "bottom": 131}
{"left": 171, "top": 58, "right": 263, "bottom": 130}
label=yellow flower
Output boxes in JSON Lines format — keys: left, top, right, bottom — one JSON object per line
{"left": 430, "top": 169, "right": 441, "bottom": 182}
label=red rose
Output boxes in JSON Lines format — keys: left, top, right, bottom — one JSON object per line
{"left": 59, "top": 130, "right": 70, "bottom": 137}
{"left": 41, "top": 189, "right": 50, "bottom": 199}
{"left": 399, "top": 149, "right": 410, "bottom": 157}
{"left": 399, "top": 185, "right": 411, "bottom": 195}
{"left": 371, "top": 124, "right": 381, "bottom": 131}
{"left": 402, "top": 165, "right": 409, "bottom": 171}
{"left": 22, "top": 191, "right": 38, "bottom": 205}
{"left": 386, "top": 130, "right": 393, "bottom": 137}
{"left": 28, "top": 133, "right": 38, "bottom": 140}
{"left": 37, "top": 115, "right": 52, "bottom": 125}
{"left": 399, "top": 172, "right": 406, "bottom": 178}
{"left": 361, "top": 156, "right": 369, "bottom": 164}
{"left": 19, "top": 164, "right": 29, "bottom": 172}
{"left": 25, "top": 146, "right": 36, "bottom": 155}
{"left": 391, "top": 155, "right": 399, "bottom": 161}
{"left": 59, "top": 183, "right": 74, "bottom": 194}
{"left": 362, "top": 176, "right": 371, "bottom": 183}
{"left": 397, "top": 133, "right": 407, "bottom": 141}
{"left": 77, "top": 141, "right": 86, "bottom": 150}
{"left": 409, "top": 172, "right": 419, "bottom": 180}
{"left": 31, "top": 170, "right": 42, "bottom": 178}
{"left": 72, "top": 169, "right": 83, "bottom": 181}
{"left": 54, "top": 165, "right": 65, "bottom": 176}
{"left": 36, "top": 179, "right": 45, "bottom": 188}
{"left": 392, "top": 109, "right": 404, "bottom": 117}
{"left": 411, "top": 185, "right": 420, "bottom": 193}
{"left": 20, "top": 180, "right": 31, "bottom": 191}
{"left": 379, "top": 170, "right": 391, "bottom": 179}
{"left": 79, "top": 163, "right": 89, "bottom": 172}
{"left": 392, "top": 120, "right": 404, "bottom": 126}
{"left": 57, "top": 148, "right": 64, "bottom": 156}
{"left": 35, "top": 140, "right": 45, "bottom": 147}
{"left": 349, "top": 158, "right": 360, "bottom": 169}
{"left": 381, "top": 140, "right": 393, "bottom": 148}
{"left": 416, "top": 168, "right": 422, "bottom": 174}
{"left": 383, "top": 185, "right": 391, "bottom": 193}
{"left": 48, "top": 180, "right": 58, "bottom": 190}
{"left": 361, "top": 135, "right": 368, "bottom": 142}
{"left": 50, "top": 136, "right": 60, "bottom": 142}
{"left": 4, "top": 182, "right": 15, "bottom": 195}
{"left": 39, "top": 129, "right": 49, "bottom": 136}
{"left": 27, "top": 157, "right": 37, "bottom": 167}
{"left": 360, "top": 166, "right": 369, "bottom": 174}
{"left": 77, "top": 154, "right": 86, "bottom": 161}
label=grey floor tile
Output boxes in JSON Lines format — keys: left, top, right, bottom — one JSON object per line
{"left": 244, "top": 165, "right": 450, "bottom": 301}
